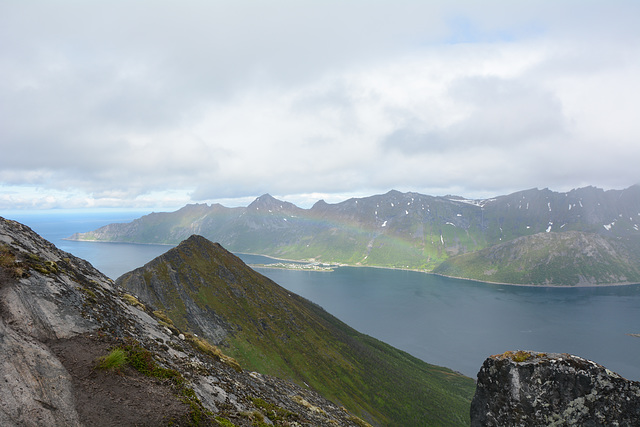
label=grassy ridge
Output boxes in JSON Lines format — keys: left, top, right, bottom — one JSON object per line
{"left": 117, "top": 236, "right": 476, "bottom": 426}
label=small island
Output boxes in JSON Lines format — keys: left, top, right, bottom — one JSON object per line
{"left": 252, "top": 262, "right": 337, "bottom": 272}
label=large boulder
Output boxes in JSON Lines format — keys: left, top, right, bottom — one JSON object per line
{"left": 471, "top": 350, "right": 640, "bottom": 426}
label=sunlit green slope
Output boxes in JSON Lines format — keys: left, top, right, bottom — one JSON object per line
{"left": 117, "top": 235, "right": 476, "bottom": 426}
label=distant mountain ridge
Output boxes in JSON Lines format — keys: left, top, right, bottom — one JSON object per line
{"left": 69, "top": 185, "right": 640, "bottom": 285}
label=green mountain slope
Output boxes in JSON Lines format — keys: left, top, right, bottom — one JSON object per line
{"left": 116, "top": 235, "right": 476, "bottom": 426}
{"left": 434, "top": 231, "right": 640, "bottom": 285}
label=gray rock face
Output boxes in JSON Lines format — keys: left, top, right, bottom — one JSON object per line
{"left": 0, "top": 217, "right": 369, "bottom": 426}
{"left": 471, "top": 350, "right": 640, "bottom": 426}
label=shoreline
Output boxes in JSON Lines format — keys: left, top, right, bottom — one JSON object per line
{"left": 65, "top": 238, "right": 640, "bottom": 288}
{"left": 63, "top": 237, "right": 175, "bottom": 246}
{"left": 250, "top": 263, "right": 334, "bottom": 272}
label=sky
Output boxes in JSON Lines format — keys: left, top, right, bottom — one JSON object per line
{"left": 2, "top": 1, "right": 640, "bottom": 211}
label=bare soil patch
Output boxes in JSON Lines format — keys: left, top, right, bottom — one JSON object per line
{"left": 48, "top": 335, "right": 192, "bottom": 426}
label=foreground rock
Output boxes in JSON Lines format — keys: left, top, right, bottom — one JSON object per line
{"left": 471, "top": 350, "right": 640, "bottom": 426}
{"left": 0, "top": 217, "right": 368, "bottom": 426}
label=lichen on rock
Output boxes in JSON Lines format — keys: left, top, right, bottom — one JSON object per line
{"left": 471, "top": 350, "right": 640, "bottom": 426}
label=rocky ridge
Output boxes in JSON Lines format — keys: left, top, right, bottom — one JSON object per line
{"left": 0, "top": 216, "right": 370, "bottom": 426}
{"left": 471, "top": 350, "right": 640, "bottom": 426}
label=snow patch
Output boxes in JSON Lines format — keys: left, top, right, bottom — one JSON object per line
{"left": 381, "top": 221, "right": 387, "bottom": 227}
{"left": 405, "top": 210, "right": 409, "bottom": 215}
{"left": 440, "top": 234, "right": 444, "bottom": 244}
{"left": 445, "top": 222, "right": 456, "bottom": 226}
{"left": 548, "top": 202, "right": 552, "bottom": 212}
{"left": 546, "top": 222, "right": 553, "bottom": 232}
{"left": 448, "top": 198, "right": 487, "bottom": 207}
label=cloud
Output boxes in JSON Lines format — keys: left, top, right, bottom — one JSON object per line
{"left": 1, "top": 0, "right": 640, "bottom": 210}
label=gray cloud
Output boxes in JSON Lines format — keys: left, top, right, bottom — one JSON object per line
{"left": 1, "top": 0, "right": 639, "bottom": 210}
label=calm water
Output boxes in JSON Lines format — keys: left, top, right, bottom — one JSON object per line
{"left": 4, "top": 210, "right": 640, "bottom": 380}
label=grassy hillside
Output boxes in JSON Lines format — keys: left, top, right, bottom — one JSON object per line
{"left": 117, "top": 236, "right": 476, "bottom": 426}
{"left": 434, "top": 231, "right": 640, "bottom": 285}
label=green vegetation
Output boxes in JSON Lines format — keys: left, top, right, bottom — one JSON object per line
{"left": 214, "top": 417, "right": 237, "bottom": 427}
{"left": 250, "top": 397, "right": 298, "bottom": 424}
{"left": 122, "top": 293, "right": 145, "bottom": 309}
{"left": 96, "top": 342, "right": 216, "bottom": 425}
{"left": 0, "top": 244, "right": 67, "bottom": 279}
{"left": 434, "top": 231, "right": 640, "bottom": 285}
{"left": 501, "top": 350, "right": 533, "bottom": 363}
{"left": 117, "top": 236, "right": 477, "bottom": 426}
{"left": 96, "top": 348, "right": 127, "bottom": 371}
{"left": 0, "top": 244, "right": 24, "bottom": 278}
{"left": 184, "top": 333, "right": 242, "bottom": 373}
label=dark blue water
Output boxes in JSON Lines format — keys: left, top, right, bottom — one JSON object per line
{"left": 4, "top": 210, "right": 640, "bottom": 380}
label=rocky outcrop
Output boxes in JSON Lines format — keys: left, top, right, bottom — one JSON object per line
{"left": 0, "top": 217, "right": 369, "bottom": 426}
{"left": 471, "top": 350, "right": 640, "bottom": 426}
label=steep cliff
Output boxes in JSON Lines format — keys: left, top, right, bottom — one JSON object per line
{"left": 0, "top": 216, "right": 373, "bottom": 426}
{"left": 471, "top": 350, "right": 640, "bottom": 426}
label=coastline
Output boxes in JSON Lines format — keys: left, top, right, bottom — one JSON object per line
{"left": 62, "top": 237, "right": 175, "bottom": 246}
{"left": 65, "top": 238, "right": 640, "bottom": 288}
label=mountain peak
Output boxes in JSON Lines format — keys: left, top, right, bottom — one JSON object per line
{"left": 116, "top": 234, "right": 476, "bottom": 425}
{"left": 248, "top": 193, "right": 301, "bottom": 213}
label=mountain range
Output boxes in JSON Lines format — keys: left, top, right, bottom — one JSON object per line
{"left": 69, "top": 185, "right": 640, "bottom": 286}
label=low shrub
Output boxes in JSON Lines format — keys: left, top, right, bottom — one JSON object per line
{"left": 97, "top": 348, "right": 127, "bottom": 371}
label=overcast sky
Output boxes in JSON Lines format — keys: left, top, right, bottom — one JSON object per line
{"left": 2, "top": 1, "right": 639, "bottom": 210}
